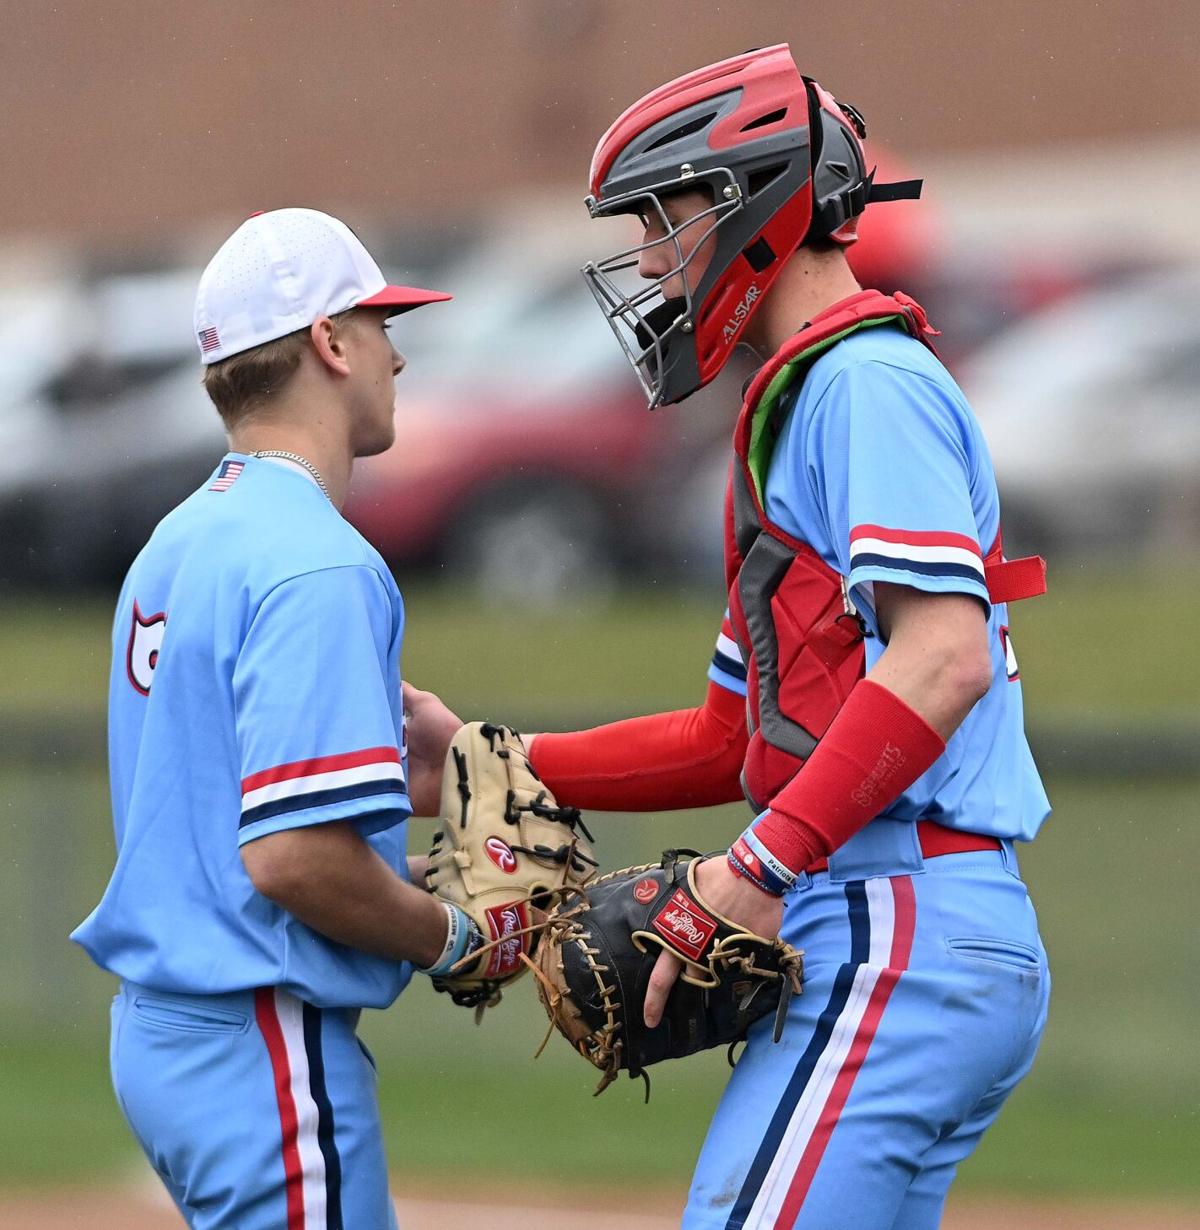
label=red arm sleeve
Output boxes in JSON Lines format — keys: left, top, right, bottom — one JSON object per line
{"left": 528, "top": 680, "right": 748, "bottom": 811}
{"left": 751, "top": 679, "right": 946, "bottom": 872}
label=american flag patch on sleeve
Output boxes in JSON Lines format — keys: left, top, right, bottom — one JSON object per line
{"left": 209, "top": 460, "right": 245, "bottom": 492}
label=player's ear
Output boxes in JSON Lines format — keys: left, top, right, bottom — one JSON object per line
{"left": 310, "top": 315, "right": 352, "bottom": 376}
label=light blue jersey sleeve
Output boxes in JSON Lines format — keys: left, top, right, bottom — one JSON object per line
{"left": 707, "top": 608, "right": 748, "bottom": 696}
{"left": 803, "top": 360, "right": 992, "bottom": 616}
{"left": 234, "top": 564, "right": 410, "bottom": 846}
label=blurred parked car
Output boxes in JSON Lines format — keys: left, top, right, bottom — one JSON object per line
{"left": 0, "top": 187, "right": 959, "bottom": 597}
{"left": 0, "top": 268, "right": 227, "bottom": 587}
{"left": 345, "top": 208, "right": 747, "bottom": 601}
{"left": 963, "top": 267, "right": 1200, "bottom": 554}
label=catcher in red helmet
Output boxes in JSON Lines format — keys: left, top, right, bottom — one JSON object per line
{"left": 417, "top": 44, "right": 1051, "bottom": 1228}
{"left": 581, "top": 45, "right": 922, "bottom": 408}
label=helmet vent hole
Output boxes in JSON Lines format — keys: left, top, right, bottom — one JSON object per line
{"left": 643, "top": 112, "right": 718, "bottom": 153}
{"left": 742, "top": 237, "right": 776, "bottom": 273}
{"left": 740, "top": 107, "right": 788, "bottom": 133}
{"left": 746, "top": 164, "right": 788, "bottom": 198}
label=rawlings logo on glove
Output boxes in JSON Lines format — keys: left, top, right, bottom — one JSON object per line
{"left": 651, "top": 892, "right": 717, "bottom": 962}
{"left": 485, "top": 837, "right": 519, "bottom": 873}
{"left": 483, "top": 901, "right": 529, "bottom": 978}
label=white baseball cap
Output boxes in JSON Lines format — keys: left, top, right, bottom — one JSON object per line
{"left": 193, "top": 207, "right": 451, "bottom": 364}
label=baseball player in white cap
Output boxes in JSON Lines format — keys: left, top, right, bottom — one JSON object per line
{"left": 73, "top": 208, "right": 473, "bottom": 1229}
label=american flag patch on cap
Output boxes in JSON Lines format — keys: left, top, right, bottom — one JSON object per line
{"left": 209, "top": 459, "right": 245, "bottom": 492}
{"left": 198, "top": 326, "right": 221, "bottom": 353}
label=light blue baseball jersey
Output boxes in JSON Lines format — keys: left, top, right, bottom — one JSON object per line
{"left": 72, "top": 454, "right": 414, "bottom": 1009}
{"left": 709, "top": 323, "right": 1049, "bottom": 842}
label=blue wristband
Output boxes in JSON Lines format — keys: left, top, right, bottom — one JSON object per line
{"left": 728, "top": 816, "right": 799, "bottom": 897}
{"left": 418, "top": 903, "right": 483, "bottom": 977}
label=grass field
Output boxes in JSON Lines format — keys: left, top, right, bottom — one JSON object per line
{"left": 4, "top": 558, "right": 1199, "bottom": 725}
{"left": 1, "top": 566, "right": 1197, "bottom": 1197}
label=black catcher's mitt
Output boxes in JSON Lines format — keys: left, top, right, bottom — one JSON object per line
{"left": 529, "top": 849, "right": 803, "bottom": 1096}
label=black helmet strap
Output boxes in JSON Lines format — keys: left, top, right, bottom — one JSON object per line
{"left": 867, "top": 177, "right": 924, "bottom": 202}
{"left": 808, "top": 168, "right": 924, "bottom": 241}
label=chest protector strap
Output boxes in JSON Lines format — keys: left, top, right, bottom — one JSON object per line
{"left": 724, "top": 291, "right": 1046, "bottom": 811}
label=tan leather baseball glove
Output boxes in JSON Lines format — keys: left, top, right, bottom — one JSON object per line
{"left": 424, "top": 722, "right": 597, "bottom": 1015}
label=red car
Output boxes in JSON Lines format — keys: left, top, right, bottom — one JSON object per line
{"left": 345, "top": 219, "right": 741, "bottom": 599}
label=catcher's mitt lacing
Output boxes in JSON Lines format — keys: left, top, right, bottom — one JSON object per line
{"left": 524, "top": 912, "right": 627, "bottom": 1094}
{"left": 524, "top": 858, "right": 665, "bottom": 1096}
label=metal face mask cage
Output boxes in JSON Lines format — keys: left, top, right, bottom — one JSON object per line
{"left": 581, "top": 167, "right": 743, "bottom": 409}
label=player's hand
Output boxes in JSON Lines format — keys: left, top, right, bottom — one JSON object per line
{"left": 643, "top": 855, "right": 785, "bottom": 1029}
{"left": 402, "top": 682, "right": 463, "bottom": 816}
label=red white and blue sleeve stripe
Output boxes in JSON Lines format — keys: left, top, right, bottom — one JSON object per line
{"left": 707, "top": 610, "right": 748, "bottom": 696}
{"left": 848, "top": 524, "right": 989, "bottom": 603}
{"left": 238, "top": 746, "right": 408, "bottom": 843}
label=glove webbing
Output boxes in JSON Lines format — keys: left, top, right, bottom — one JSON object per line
{"left": 453, "top": 747, "right": 471, "bottom": 827}
{"left": 450, "top": 738, "right": 595, "bottom": 848}
{"left": 506, "top": 787, "right": 593, "bottom": 835}
{"left": 448, "top": 739, "right": 598, "bottom": 878}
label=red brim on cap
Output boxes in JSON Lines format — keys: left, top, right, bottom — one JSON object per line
{"left": 357, "top": 285, "right": 453, "bottom": 314}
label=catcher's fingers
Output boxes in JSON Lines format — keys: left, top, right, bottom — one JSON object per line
{"left": 644, "top": 946, "right": 683, "bottom": 1028}
{"left": 403, "top": 684, "right": 466, "bottom": 815}
{"left": 402, "top": 683, "right": 464, "bottom": 763}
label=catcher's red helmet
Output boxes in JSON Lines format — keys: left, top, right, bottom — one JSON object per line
{"left": 582, "top": 44, "right": 921, "bottom": 408}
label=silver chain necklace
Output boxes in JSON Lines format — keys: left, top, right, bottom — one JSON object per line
{"left": 251, "top": 450, "right": 330, "bottom": 500}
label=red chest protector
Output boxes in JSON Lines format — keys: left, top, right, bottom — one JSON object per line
{"left": 724, "top": 290, "right": 1046, "bottom": 811}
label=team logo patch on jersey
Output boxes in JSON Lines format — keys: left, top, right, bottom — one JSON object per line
{"left": 485, "top": 836, "right": 518, "bottom": 874}
{"left": 126, "top": 601, "right": 166, "bottom": 695}
{"left": 209, "top": 459, "right": 244, "bottom": 492}
{"left": 484, "top": 901, "right": 529, "bottom": 978}
{"left": 651, "top": 889, "right": 717, "bottom": 962}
